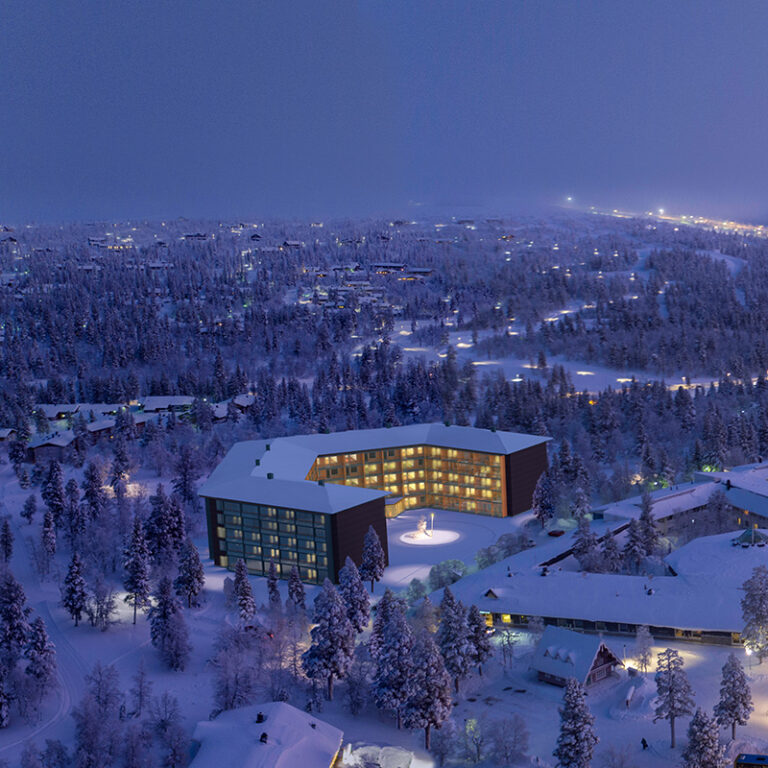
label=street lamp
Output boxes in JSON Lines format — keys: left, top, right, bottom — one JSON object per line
{"left": 430, "top": 512, "right": 435, "bottom": 537}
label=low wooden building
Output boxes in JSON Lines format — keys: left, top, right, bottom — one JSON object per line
{"left": 531, "top": 626, "right": 623, "bottom": 687}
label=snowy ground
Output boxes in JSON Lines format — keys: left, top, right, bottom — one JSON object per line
{"left": 3, "top": 459, "right": 768, "bottom": 766}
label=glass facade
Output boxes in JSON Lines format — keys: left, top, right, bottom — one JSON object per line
{"left": 213, "top": 498, "right": 331, "bottom": 583}
{"left": 305, "top": 444, "right": 506, "bottom": 517}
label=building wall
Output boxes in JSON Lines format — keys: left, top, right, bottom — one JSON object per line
{"left": 329, "top": 497, "right": 388, "bottom": 581}
{"left": 305, "top": 442, "right": 510, "bottom": 517}
{"left": 203, "top": 496, "right": 336, "bottom": 584}
{"left": 505, "top": 442, "right": 548, "bottom": 516}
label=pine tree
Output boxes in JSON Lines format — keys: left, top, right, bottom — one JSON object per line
{"left": 0, "top": 569, "right": 30, "bottom": 667}
{"left": 287, "top": 565, "right": 306, "bottom": 610}
{"left": 81, "top": 462, "right": 107, "bottom": 521}
{"left": 553, "top": 678, "right": 598, "bottom": 768}
{"left": 654, "top": 647, "right": 695, "bottom": 748}
{"left": 63, "top": 479, "right": 85, "bottom": 549}
{"left": 148, "top": 577, "right": 190, "bottom": 670}
{"left": 62, "top": 552, "right": 88, "bottom": 627}
{"left": 339, "top": 557, "right": 370, "bottom": 633}
{"left": 634, "top": 625, "right": 653, "bottom": 675}
{"left": 0, "top": 673, "right": 8, "bottom": 728}
{"left": 436, "top": 587, "right": 473, "bottom": 693}
{"left": 0, "top": 519, "right": 13, "bottom": 563}
{"left": 373, "top": 596, "right": 414, "bottom": 728}
{"left": 622, "top": 518, "right": 645, "bottom": 574}
{"left": 467, "top": 604, "right": 492, "bottom": 676}
{"left": 110, "top": 435, "right": 130, "bottom": 502}
{"left": 123, "top": 517, "right": 151, "bottom": 624}
{"left": 21, "top": 494, "right": 36, "bottom": 525}
{"left": 267, "top": 559, "right": 281, "bottom": 610}
{"left": 41, "top": 508, "right": 56, "bottom": 562}
{"left": 403, "top": 630, "right": 452, "bottom": 749}
{"left": 230, "top": 558, "right": 255, "bottom": 623}
{"left": 714, "top": 653, "right": 753, "bottom": 740}
{"left": 601, "top": 527, "right": 622, "bottom": 572}
{"left": 24, "top": 616, "right": 57, "bottom": 687}
{"left": 741, "top": 565, "right": 768, "bottom": 662}
{"left": 681, "top": 708, "right": 725, "bottom": 768}
{"left": 638, "top": 488, "right": 660, "bottom": 555}
{"left": 572, "top": 515, "right": 601, "bottom": 572}
{"left": 41, "top": 460, "right": 64, "bottom": 527}
{"left": 369, "top": 589, "right": 404, "bottom": 661}
{"left": 145, "top": 484, "right": 185, "bottom": 565}
{"left": 359, "top": 525, "right": 386, "bottom": 593}
{"left": 302, "top": 579, "right": 355, "bottom": 700}
{"left": 172, "top": 445, "right": 200, "bottom": 505}
{"left": 174, "top": 539, "right": 205, "bottom": 608}
{"left": 532, "top": 471, "right": 556, "bottom": 528}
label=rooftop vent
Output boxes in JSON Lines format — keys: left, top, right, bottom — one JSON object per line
{"left": 255, "top": 458, "right": 260, "bottom": 466}
{"left": 267, "top": 472, "right": 274, "bottom": 479}
{"left": 266, "top": 443, "right": 271, "bottom": 451}
{"left": 318, "top": 479, "right": 325, "bottom": 486}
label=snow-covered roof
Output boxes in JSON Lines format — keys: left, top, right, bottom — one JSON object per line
{"left": 598, "top": 481, "right": 718, "bottom": 523}
{"left": 28, "top": 430, "right": 76, "bottom": 449}
{"left": 199, "top": 423, "right": 548, "bottom": 513}
{"left": 531, "top": 626, "right": 621, "bottom": 684}
{"left": 445, "top": 530, "right": 766, "bottom": 633}
{"left": 190, "top": 701, "right": 343, "bottom": 768}
{"left": 0, "top": 428, "right": 16, "bottom": 439}
{"left": 140, "top": 395, "right": 194, "bottom": 412}
{"left": 34, "top": 403, "right": 80, "bottom": 419}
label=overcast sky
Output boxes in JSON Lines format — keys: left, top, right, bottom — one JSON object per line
{"left": 2, "top": 1, "right": 767, "bottom": 223}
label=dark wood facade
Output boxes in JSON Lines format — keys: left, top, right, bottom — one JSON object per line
{"left": 504, "top": 442, "right": 548, "bottom": 516}
{"left": 329, "top": 497, "right": 388, "bottom": 582}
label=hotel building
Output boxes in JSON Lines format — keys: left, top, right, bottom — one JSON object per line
{"left": 199, "top": 423, "right": 549, "bottom": 583}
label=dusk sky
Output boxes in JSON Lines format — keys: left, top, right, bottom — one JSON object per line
{"left": 2, "top": 1, "right": 768, "bottom": 223}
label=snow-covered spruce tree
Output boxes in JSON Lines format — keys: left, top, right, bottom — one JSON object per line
{"left": 110, "top": 435, "right": 130, "bottom": 503}
{"left": 682, "top": 708, "right": 725, "bottom": 768}
{"left": 634, "top": 625, "right": 653, "bottom": 675}
{"left": 600, "top": 527, "right": 622, "bottom": 573}
{"left": 287, "top": 565, "right": 306, "bottom": 611}
{"left": 638, "top": 488, "right": 660, "bottom": 556}
{"left": 62, "top": 551, "right": 88, "bottom": 626}
{"left": 359, "top": 524, "right": 386, "bottom": 593}
{"left": 41, "top": 508, "right": 56, "bottom": 566}
{"left": 532, "top": 470, "right": 556, "bottom": 528}
{"left": 714, "top": 653, "right": 753, "bottom": 740}
{"left": 302, "top": 579, "right": 355, "bottom": 701}
{"left": 622, "top": 519, "right": 645, "bottom": 574}
{"left": 467, "top": 604, "right": 492, "bottom": 676}
{"left": 41, "top": 739, "right": 70, "bottom": 768}
{"left": 41, "top": 460, "right": 65, "bottom": 527}
{"left": 174, "top": 539, "right": 205, "bottom": 608}
{"left": 123, "top": 516, "right": 151, "bottom": 625}
{"left": 267, "top": 559, "right": 281, "bottom": 611}
{"left": 572, "top": 516, "right": 601, "bottom": 572}
{"left": 339, "top": 556, "right": 370, "bottom": 633}
{"left": 0, "top": 568, "right": 30, "bottom": 668}
{"left": 373, "top": 595, "right": 414, "bottom": 729}
{"left": 0, "top": 673, "right": 8, "bottom": 728}
{"left": 654, "top": 647, "right": 695, "bottom": 748}
{"left": 404, "top": 630, "right": 452, "bottom": 749}
{"left": 233, "top": 558, "right": 256, "bottom": 623}
{"left": 0, "top": 519, "right": 13, "bottom": 563}
{"left": 148, "top": 577, "right": 190, "bottom": 670}
{"left": 24, "top": 616, "right": 57, "bottom": 688}
{"left": 145, "top": 483, "right": 178, "bottom": 565}
{"left": 553, "top": 678, "right": 598, "bottom": 768}
{"left": 63, "top": 479, "right": 86, "bottom": 549}
{"left": 81, "top": 462, "right": 107, "bottom": 521}
{"left": 741, "top": 565, "right": 768, "bottom": 662}
{"left": 369, "top": 589, "right": 403, "bottom": 661}
{"left": 436, "top": 587, "right": 473, "bottom": 693}
{"left": 20, "top": 494, "right": 36, "bottom": 526}
{"left": 172, "top": 445, "right": 201, "bottom": 506}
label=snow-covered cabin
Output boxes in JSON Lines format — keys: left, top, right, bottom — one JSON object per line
{"left": 27, "top": 430, "right": 77, "bottom": 463}
{"left": 189, "top": 701, "right": 343, "bottom": 768}
{"left": 531, "top": 626, "right": 622, "bottom": 687}
{"left": 140, "top": 395, "right": 194, "bottom": 413}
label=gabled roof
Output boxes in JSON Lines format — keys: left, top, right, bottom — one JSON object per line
{"left": 190, "top": 701, "right": 343, "bottom": 768}
{"left": 531, "top": 626, "right": 621, "bottom": 684}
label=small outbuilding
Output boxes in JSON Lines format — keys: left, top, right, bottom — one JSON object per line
{"left": 531, "top": 625, "right": 623, "bottom": 687}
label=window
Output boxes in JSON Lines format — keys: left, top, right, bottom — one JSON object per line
{"left": 280, "top": 536, "right": 297, "bottom": 548}
{"left": 366, "top": 451, "right": 377, "bottom": 459}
